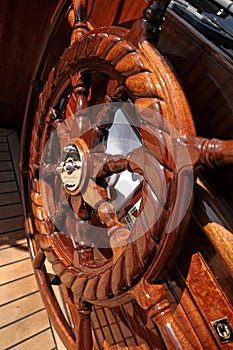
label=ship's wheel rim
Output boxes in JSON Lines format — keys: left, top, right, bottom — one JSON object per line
{"left": 29, "top": 26, "right": 196, "bottom": 305}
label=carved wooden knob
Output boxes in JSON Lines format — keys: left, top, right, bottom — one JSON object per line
{"left": 98, "top": 201, "right": 124, "bottom": 229}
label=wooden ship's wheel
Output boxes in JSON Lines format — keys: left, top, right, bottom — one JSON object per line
{"left": 20, "top": 1, "right": 233, "bottom": 349}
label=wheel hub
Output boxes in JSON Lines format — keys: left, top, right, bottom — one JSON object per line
{"left": 57, "top": 143, "right": 83, "bottom": 193}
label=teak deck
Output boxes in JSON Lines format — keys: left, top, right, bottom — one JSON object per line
{"left": 0, "top": 128, "right": 66, "bottom": 350}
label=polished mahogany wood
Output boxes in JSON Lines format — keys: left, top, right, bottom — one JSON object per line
{"left": 193, "top": 177, "right": 233, "bottom": 277}
{"left": 28, "top": 17, "right": 198, "bottom": 305}
{"left": 0, "top": 0, "right": 62, "bottom": 131}
{"left": 142, "top": 0, "right": 171, "bottom": 44}
{"left": 19, "top": 1, "right": 233, "bottom": 349}
{"left": 76, "top": 301, "right": 92, "bottom": 350}
{"left": 70, "top": 0, "right": 89, "bottom": 43}
{"left": 33, "top": 248, "right": 46, "bottom": 269}
{"left": 179, "top": 136, "right": 233, "bottom": 168}
{"left": 130, "top": 279, "right": 195, "bottom": 349}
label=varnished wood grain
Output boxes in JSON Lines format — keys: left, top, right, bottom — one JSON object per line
{"left": 185, "top": 253, "right": 233, "bottom": 345}
{"left": 193, "top": 177, "right": 233, "bottom": 277}
{"left": 166, "top": 277, "right": 218, "bottom": 349}
{"left": 130, "top": 280, "right": 196, "bottom": 349}
{"left": 17, "top": 1, "right": 233, "bottom": 349}
{"left": 28, "top": 21, "right": 198, "bottom": 308}
{"left": 0, "top": 1, "right": 61, "bottom": 131}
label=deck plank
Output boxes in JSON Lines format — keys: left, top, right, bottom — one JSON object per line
{"left": 0, "top": 292, "right": 45, "bottom": 328}
{"left": 0, "top": 180, "right": 18, "bottom": 193}
{"left": 0, "top": 160, "right": 13, "bottom": 171}
{"left": 0, "top": 310, "right": 52, "bottom": 350}
{"left": 8, "top": 131, "right": 20, "bottom": 187}
{"left": 11, "top": 329, "right": 56, "bottom": 350}
{"left": 0, "top": 151, "right": 11, "bottom": 161}
{"left": 0, "top": 191, "right": 20, "bottom": 205}
{"left": 0, "top": 229, "right": 26, "bottom": 249}
{"left": 1, "top": 275, "right": 39, "bottom": 305}
{"left": 0, "top": 258, "right": 34, "bottom": 285}
{"left": 0, "top": 143, "right": 9, "bottom": 151}
{"left": 0, "top": 215, "right": 24, "bottom": 234}
{"left": 0, "top": 203, "right": 23, "bottom": 219}
{"left": 0, "top": 243, "right": 29, "bottom": 266}
{"left": 0, "top": 170, "right": 15, "bottom": 182}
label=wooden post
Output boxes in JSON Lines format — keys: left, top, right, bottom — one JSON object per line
{"left": 148, "top": 295, "right": 194, "bottom": 349}
{"left": 76, "top": 301, "right": 93, "bottom": 350}
{"left": 130, "top": 279, "right": 195, "bottom": 349}
{"left": 142, "top": 0, "right": 171, "bottom": 43}
{"left": 71, "top": 0, "right": 89, "bottom": 43}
